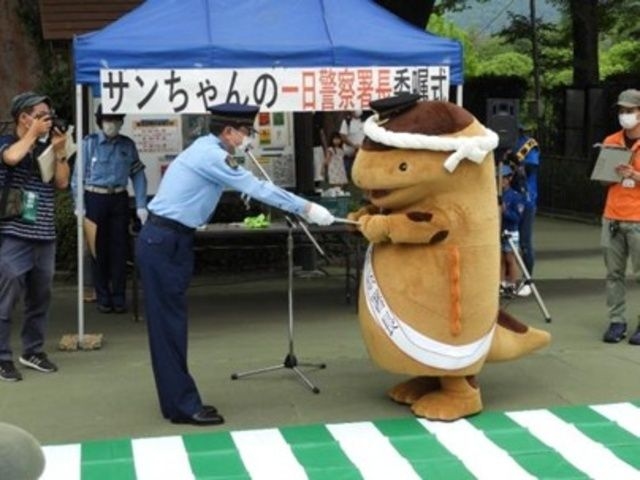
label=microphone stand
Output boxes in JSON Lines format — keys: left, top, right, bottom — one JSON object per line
{"left": 230, "top": 147, "right": 327, "bottom": 393}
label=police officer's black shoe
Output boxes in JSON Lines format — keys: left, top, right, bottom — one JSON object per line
{"left": 203, "top": 404, "right": 218, "bottom": 414}
{"left": 171, "top": 408, "right": 225, "bottom": 426}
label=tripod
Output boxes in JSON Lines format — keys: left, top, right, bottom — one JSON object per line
{"left": 230, "top": 150, "right": 327, "bottom": 393}
{"left": 502, "top": 231, "right": 552, "bottom": 323}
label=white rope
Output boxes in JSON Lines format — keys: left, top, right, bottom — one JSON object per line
{"left": 363, "top": 114, "right": 499, "bottom": 172}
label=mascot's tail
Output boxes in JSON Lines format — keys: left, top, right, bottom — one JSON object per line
{"left": 486, "top": 309, "right": 551, "bottom": 362}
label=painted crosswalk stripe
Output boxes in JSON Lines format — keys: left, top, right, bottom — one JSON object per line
{"left": 551, "top": 403, "right": 640, "bottom": 471}
{"left": 279, "top": 423, "right": 364, "bottom": 480}
{"left": 40, "top": 402, "right": 640, "bottom": 480}
{"left": 231, "top": 428, "right": 308, "bottom": 480}
{"left": 41, "top": 444, "right": 81, "bottom": 480}
{"left": 131, "top": 436, "right": 194, "bottom": 480}
{"left": 418, "top": 417, "right": 537, "bottom": 480}
{"left": 468, "top": 411, "right": 585, "bottom": 479}
{"left": 81, "top": 438, "right": 136, "bottom": 480}
{"left": 183, "top": 431, "right": 250, "bottom": 479}
{"left": 507, "top": 409, "right": 640, "bottom": 480}
{"left": 374, "top": 418, "right": 475, "bottom": 479}
{"left": 326, "top": 421, "right": 421, "bottom": 480}
{"left": 591, "top": 402, "right": 640, "bottom": 437}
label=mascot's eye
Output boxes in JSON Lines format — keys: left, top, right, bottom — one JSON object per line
{"left": 399, "top": 162, "right": 408, "bottom": 172}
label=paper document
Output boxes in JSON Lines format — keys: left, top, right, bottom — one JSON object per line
{"left": 36, "top": 126, "right": 77, "bottom": 183}
{"left": 590, "top": 146, "right": 632, "bottom": 183}
{"left": 37, "top": 145, "right": 56, "bottom": 183}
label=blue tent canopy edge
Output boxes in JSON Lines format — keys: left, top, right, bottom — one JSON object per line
{"left": 73, "top": 0, "right": 463, "bottom": 89}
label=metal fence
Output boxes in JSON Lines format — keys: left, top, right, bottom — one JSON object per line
{"left": 537, "top": 154, "right": 605, "bottom": 221}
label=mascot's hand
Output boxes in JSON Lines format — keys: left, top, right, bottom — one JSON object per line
{"left": 386, "top": 211, "right": 450, "bottom": 245}
{"left": 347, "top": 205, "right": 376, "bottom": 222}
{"left": 359, "top": 214, "right": 391, "bottom": 243}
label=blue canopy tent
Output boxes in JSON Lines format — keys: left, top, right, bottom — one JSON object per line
{"left": 74, "top": 0, "right": 463, "bottom": 88}
{"left": 71, "top": 0, "right": 463, "bottom": 340}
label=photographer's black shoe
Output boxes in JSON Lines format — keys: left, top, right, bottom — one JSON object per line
{"left": 603, "top": 322, "right": 627, "bottom": 343}
{"left": 0, "top": 360, "right": 22, "bottom": 381}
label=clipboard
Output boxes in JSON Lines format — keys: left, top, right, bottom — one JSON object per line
{"left": 590, "top": 146, "right": 632, "bottom": 183}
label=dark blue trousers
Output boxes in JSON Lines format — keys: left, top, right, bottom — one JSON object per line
{"left": 519, "top": 204, "right": 536, "bottom": 275}
{"left": 85, "top": 191, "right": 129, "bottom": 309}
{"left": 136, "top": 222, "right": 202, "bottom": 420}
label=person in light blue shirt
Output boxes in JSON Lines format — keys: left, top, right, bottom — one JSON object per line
{"left": 136, "top": 102, "right": 334, "bottom": 426}
{"left": 71, "top": 105, "right": 148, "bottom": 314}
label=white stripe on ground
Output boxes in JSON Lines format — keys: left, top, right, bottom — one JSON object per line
{"left": 231, "top": 428, "right": 308, "bottom": 480}
{"left": 507, "top": 409, "right": 640, "bottom": 480}
{"left": 132, "top": 436, "right": 194, "bottom": 480}
{"left": 418, "top": 418, "right": 537, "bottom": 480}
{"left": 41, "top": 444, "right": 81, "bottom": 480}
{"left": 591, "top": 402, "right": 640, "bottom": 437}
{"left": 326, "top": 422, "right": 421, "bottom": 480}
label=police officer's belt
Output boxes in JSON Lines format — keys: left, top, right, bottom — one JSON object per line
{"left": 85, "top": 185, "right": 126, "bottom": 194}
{"left": 148, "top": 212, "right": 194, "bottom": 234}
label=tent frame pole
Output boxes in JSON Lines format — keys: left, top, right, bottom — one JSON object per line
{"left": 75, "top": 83, "right": 85, "bottom": 343}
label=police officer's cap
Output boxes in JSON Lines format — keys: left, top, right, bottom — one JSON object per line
{"left": 370, "top": 93, "right": 421, "bottom": 121}
{"left": 95, "top": 104, "right": 125, "bottom": 121}
{"left": 207, "top": 103, "right": 259, "bottom": 127}
{"left": 500, "top": 164, "right": 514, "bottom": 177}
{"left": 10, "top": 92, "right": 52, "bottom": 120}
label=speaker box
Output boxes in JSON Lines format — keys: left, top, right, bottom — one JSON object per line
{"left": 486, "top": 98, "right": 519, "bottom": 149}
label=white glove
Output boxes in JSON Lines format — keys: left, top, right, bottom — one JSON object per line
{"left": 304, "top": 202, "right": 335, "bottom": 226}
{"left": 136, "top": 208, "right": 148, "bottom": 224}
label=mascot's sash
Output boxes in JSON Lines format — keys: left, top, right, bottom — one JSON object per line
{"left": 363, "top": 246, "right": 495, "bottom": 370}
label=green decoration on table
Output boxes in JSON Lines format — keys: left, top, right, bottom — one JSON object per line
{"left": 243, "top": 213, "right": 271, "bottom": 229}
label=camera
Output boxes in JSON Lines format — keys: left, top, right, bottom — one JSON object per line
{"left": 50, "top": 115, "right": 68, "bottom": 134}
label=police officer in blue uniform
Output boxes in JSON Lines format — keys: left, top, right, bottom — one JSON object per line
{"left": 136, "top": 102, "right": 335, "bottom": 425}
{"left": 72, "top": 106, "right": 148, "bottom": 313}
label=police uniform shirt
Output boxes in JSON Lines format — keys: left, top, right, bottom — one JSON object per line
{"left": 72, "top": 131, "right": 147, "bottom": 208}
{"left": 148, "top": 134, "right": 307, "bottom": 228}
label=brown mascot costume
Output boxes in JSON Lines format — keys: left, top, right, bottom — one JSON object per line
{"left": 348, "top": 94, "right": 551, "bottom": 421}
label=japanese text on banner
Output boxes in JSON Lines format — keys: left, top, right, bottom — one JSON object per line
{"left": 100, "top": 66, "right": 450, "bottom": 114}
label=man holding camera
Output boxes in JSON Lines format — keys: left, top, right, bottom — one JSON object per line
{"left": 0, "top": 91, "right": 69, "bottom": 381}
{"left": 601, "top": 89, "right": 640, "bottom": 345}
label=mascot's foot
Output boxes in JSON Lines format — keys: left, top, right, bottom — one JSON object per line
{"left": 388, "top": 376, "right": 440, "bottom": 406}
{"left": 487, "top": 309, "right": 551, "bottom": 362}
{"left": 411, "top": 376, "right": 482, "bottom": 421}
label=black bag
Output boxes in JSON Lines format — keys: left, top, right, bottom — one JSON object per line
{"left": 0, "top": 167, "right": 22, "bottom": 220}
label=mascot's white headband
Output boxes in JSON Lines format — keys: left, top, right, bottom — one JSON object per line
{"left": 363, "top": 114, "right": 499, "bottom": 173}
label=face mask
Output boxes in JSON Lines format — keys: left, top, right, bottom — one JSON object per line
{"left": 102, "top": 121, "right": 122, "bottom": 138}
{"left": 619, "top": 112, "right": 640, "bottom": 130}
{"left": 237, "top": 135, "right": 254, "bottom": 153}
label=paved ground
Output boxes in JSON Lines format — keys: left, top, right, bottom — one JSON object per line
{"left": 1, "top": 216, "right": 639, "bottom": 449}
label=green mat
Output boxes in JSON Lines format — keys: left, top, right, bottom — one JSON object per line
{"left": 42, "top": 401, "right": 640, "bottom": 480}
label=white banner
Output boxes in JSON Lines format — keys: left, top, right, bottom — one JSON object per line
{"left": 99, "top": 66, "right": 450, "bottom": 114}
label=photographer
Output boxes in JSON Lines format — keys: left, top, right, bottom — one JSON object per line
{"left": 0, "top": 91, "right": 69, "bottom": 381}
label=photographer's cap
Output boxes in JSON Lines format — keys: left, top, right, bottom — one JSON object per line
{"left": 616, "top": 89, "right": 640, "bottom": 108}
{"left": 10, "top": 91, "right": 51, "bottom": 120}
{"left": 207, "top": 103, "right": 259, "bottom": 127}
